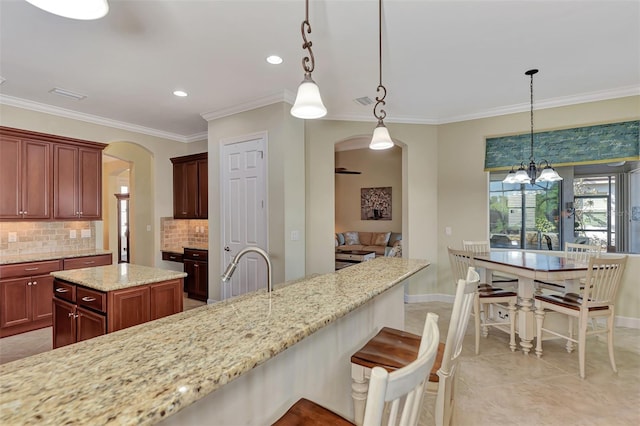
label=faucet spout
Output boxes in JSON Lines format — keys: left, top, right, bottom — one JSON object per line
{"left": 221, "top": 246, "right": 273, "bottom": 292}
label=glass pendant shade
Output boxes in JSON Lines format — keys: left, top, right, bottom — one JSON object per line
{"left": 538, "top": 166, "right": 562, "bottom": 182}
{"left": 369, "top": 122, "right": 394, "bottom": 150}
{"left": 514, "top": 168, "right": 530, "bottom": 184}
{"left": 290, "top": 73, "right": 327, "bottom": 119}
{"left": 25, "top": 0, "right": 109, "bottom": 20}
{"left": 503, "top": 169, "right": 517, "bottom": 184}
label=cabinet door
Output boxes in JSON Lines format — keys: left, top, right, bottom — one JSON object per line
{"left": 185, "top": 260, "right": 208, "bottom": 301}
{"left": 31, "top": 274, "right": 53, "bottom": 322}
{"left": 78, "top": 147, "right": 102, "bottom": 219}
{"left": 108, "top": 286, "right": 150, "bottom": 332}
{"left": 53, "top": 144, "right": 79, "bottom": 219}
{"left": 150, "top": 279, "right": 183, "bottom": 320}
{"left": 197, "top": 159, "right": 208, "bottom": 218}
{"left": 21, "top": 139, "right": 51, "bottom": 219}
{"left": 0, "top": 136, "right": 21, "bottom": 219}
{"left": 0, "top": 277, "right": 30, "bottom": 329}
{"left": 53, "top": 298, "right": 76, "bottom": 349}
{"left": 76, "top": 306, "right": 106, "bottom": 343}
{"left": 184, "top": 259, "right": 196, "bottom": 294}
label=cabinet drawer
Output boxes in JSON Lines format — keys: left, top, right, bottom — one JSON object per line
{"left": 162, "top": 251, "right": 184, "bottom": 263}
{"left": 53, "top": 280, "right": 76, "bottom": 303}
{"left": 63, "top": 254, "right": 112, "bottom": 270}
{"left": 0, "top": 260, "right": 61, "bottom": 279}
{"left": 77, "top": 287, "right": 106, "bottom": 313}
{"left": 183, "top": 249, "right": 208, "bottom": 262}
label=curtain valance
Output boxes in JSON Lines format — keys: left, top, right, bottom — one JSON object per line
{"left": 484, "top": 120, "right": 639, "bottom": 171}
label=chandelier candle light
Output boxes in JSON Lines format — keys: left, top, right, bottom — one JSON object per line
{"left": 503, "top": 69, "right": 562, "bottom": 185}
{"left": 290, "top": 0, "right": 327, "bottom": 119}
{"left": 369, "top": 0, "right": 394, "bottom": 150}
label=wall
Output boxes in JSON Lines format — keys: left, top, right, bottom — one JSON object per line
{"left": 206, "top": 102, "right": 305, "bottom": 301}
{"left": 305, "top": 120, "right": 439, "bottom": 295}
{"left": 335, "top": 146, "right": 402, "bottom": 233}
{"left": 102, "top": 157, "right": 131, "bottom": 262}
{"left": 0, "top": 104, "right": 207, "bottom": 267}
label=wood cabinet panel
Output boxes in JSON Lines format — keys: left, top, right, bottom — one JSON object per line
{"left": 184, "top": 259, "right": 207, "bottom": 301}
{"left": 76, "top": 306, "right": 106, "bottom": 342}
{"left": 53, "top": 298, "right": 76, "bottom": 349}
{"left": 198, "top": 159, "right": 208, "bottom": 218}
{"left": 63, "top": 254, "right": 112, "bottom": 270}
{"left": 77, "top": 286, "right": 106, "bottom": 313}
{"left": 0, "top": 259, "right": 61, "bottom": 280}
{"left": 150, "top": 279, "right": 183, "bottom": 320}
{"left": 53, "top": 143, "right": 79, "bottom": 219}
{"left": 108, "top": 286, "right": 150, "bottom": 332}
{"left": 0, "top": 277, "right": 30, "bottom": 329}
{"left": 31, "top": 275, "right": 54, "bottom": 322}
{"left": 161, "top": 251, "right": 184, "bottom": 263}
{"left": 0, "top": 136, "right": 50, "bottom": 219}
{"left": 78, "top": 148, "right": 102, "bottom": 219}
{"left": 171, "top": 152, "right": 207, "bottom": 219}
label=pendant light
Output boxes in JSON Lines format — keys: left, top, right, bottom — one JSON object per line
{"left": 369, "top": 0, "right": 394, "bottom": 150}
{"left": 290, "top": 0, "right": 327, "bottom": 119}
{"left": 503, "top": 69, "right": 562, "bottom": 184}
{"left": 24, "top": 0, "right": 109, "bottom": 20}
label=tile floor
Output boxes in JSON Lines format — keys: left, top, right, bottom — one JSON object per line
{"left": 0, "top": 300, "right": 638, "bottom": 425}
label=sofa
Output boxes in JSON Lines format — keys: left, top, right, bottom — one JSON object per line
{"left": 335, "top": 231, "right": 402, "bottom": 257}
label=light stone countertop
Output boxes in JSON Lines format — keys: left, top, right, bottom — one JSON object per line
{"left": 161, "top": 246, "right": 208, "bottom": 255}
{"left": 0, "top": 249, "right": 112, "bottom": 265}
{"left": 0, "top": 257, "right": 429, "bottom": 425}
{"left": 51, "top": 263, "right": 188, "bottom": 292}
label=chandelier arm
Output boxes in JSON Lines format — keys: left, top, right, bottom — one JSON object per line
{"left": 300, "top": 0, "right": 314, "bottom": 73}
{"left": 373, "top": 85, "right": 387, "bottom": 121}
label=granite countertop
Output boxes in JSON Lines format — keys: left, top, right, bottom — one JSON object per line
{"left": 161, "top": 245, "right": 208, "bottom": 255}
{"left": 0, "top": 249, "right": 112, "bottom": 265}
{"left": 51, "top": 263, "right": 188, "bottom": 292}
{"left": 0, "top": 257, "right": 429, "bottom": 425}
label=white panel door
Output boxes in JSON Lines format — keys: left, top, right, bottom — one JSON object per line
{"left": 221, "top": 135, "right": 267, "bottom": 299}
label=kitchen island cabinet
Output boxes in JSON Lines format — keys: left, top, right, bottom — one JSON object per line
{"left": 0, "top": 257, "right": 429, "bottom": 425}
{"left": 51, "top": 264, "right": 186, "bottom": 348}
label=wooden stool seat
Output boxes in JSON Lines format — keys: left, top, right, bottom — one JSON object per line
{"left": 350, "top": 327, "right": 445, "bottom": 383}
{"left": 273, "top": 398, "right": 354, "bottom": 426}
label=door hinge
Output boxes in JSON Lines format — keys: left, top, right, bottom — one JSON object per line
{"left": 259, "top": 150, "right": 264, "bottom": 159}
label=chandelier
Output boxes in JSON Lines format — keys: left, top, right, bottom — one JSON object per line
{"left": 503, "top": 69, "right": 562, "bottom": 184}
{"left": 290, "top": 0, "right": 327, "bottom": 119}
{"left": 369, "top": 0, "right": 394, "bottom": 150}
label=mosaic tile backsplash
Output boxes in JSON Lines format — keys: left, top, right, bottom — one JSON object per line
{"left": 0, "top": 221, "right": 97, "bottom": 257}
{"left": 160, "top": 217, "right": 208, "bottom": 250}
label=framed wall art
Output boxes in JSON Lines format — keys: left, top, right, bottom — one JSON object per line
{"left": 361, "top": 187, "right": 392, "bottom": 220}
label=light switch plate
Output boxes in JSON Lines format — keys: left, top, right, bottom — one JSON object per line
{"left": 8, "top": 232, "right": 17, "bottom": 242}
{"left": 81, "top": 229, "right": 91, "bottom": 238}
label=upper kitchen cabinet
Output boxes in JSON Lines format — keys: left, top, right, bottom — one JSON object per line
{"left": 0, "top": 127, "right": 106, "bottom": 222}
{"left": 0, "top": 133, "right": 51, "bottom": 220}
{"left": 53, "top": 144, "right": 103, "bottom": 220}
{"left": 171, "top": 152, "right": 208, "bottom": 219}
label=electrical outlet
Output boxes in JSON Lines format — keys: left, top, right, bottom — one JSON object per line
{"left": 8, "top": 232, "right": 17, "bottom": 242}
{"left": 70, "top": 230, "right": 77, "bottom": 239}
{"left": 81, "top": 229, "right": 91, "bottom": 238}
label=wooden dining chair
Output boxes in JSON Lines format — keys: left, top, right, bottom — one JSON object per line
{"left": 534, "top": 256, "right": 627, "bottom": 379}
{"left": 350, "top": 267, "right": 479, "bottom": 426}
{"left": 273, "top": 313, "right": 440, "bottom": 426}
{"left": 462, "top": 240, "right": 517, "bottom": 287}
{"left": 535, "top": 242, "right": 603, "bottom": 291}
{"left": 449, "top": 247, "right": 517, "bottom": 354}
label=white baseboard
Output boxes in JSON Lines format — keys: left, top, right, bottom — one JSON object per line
{"left": 405, "top": 293, "right": 640, "bottom": 329}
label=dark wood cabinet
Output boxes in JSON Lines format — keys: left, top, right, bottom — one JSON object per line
{"left": 63, "top": 253, "right": 113, "bottom": 270}
{"left": 0, "top": 135, "right": 51, "bottom": 220}
{"left": 171, "top": 152, "right": 207, "bottom": 219}
{"left": 53, "top": 276, "right": 183, "bottom": 348}
{"left": 184, "top": 248, "right": 208, "bottom": 301}
{"left": 0, "top": 260, "right": 60, "bottom": 337}
{"left": 53, "top": 144, "right": 102, "bottom": 220}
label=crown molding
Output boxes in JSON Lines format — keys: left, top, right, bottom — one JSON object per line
{"left": 201, "top": 90, "right": 295, "bottom": 122}
{"left": 0, "top": 94, "right": 206, "bottom": 143}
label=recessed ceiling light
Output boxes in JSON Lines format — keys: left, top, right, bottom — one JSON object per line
{"left": 173, "top": 90, "right": 188, "bottom": 97}
{"left": 25, "top": 0, "right": 109, "bottom": 20}
{"left": 49, "top": 87, "right": 87, "bottom": 101}
{"left": 266, "top": 55, "right": 283, "bottom": 65}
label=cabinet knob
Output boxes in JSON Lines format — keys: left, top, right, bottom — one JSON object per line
{"left": 23, "top": 211, "right": 27, "bottom": 215}
{"left": 19, "top": 211, "right": 23, "bottom": 214}
{"left": 27, "top": 281, "right": 32, "bottom": 286}
{"left": 32, "top": 281, "right": 37, "bottom": 285}
{"left": 68, "top": 312, "right": 74, "bottom": 318}
{"left": 79, "top": 211, "right": 83, "bottom": 215}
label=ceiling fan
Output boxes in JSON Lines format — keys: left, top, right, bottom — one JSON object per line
{"left": 335, "top": 167, "right": 361, "bottom": 175}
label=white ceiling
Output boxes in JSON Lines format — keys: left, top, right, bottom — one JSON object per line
{"left": 1, "top": 0, "right": 638, "bottom": 143}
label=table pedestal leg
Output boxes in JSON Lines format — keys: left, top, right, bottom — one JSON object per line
{"left": 518, "top": 277, "right": 535, "bottom": 354}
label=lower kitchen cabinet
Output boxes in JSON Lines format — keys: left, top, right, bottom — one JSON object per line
{"left": 53, "top": 277, "right": 183, "bottom": 349}
{"left": 184, "top": 248, "right": 208, "bottom": 301}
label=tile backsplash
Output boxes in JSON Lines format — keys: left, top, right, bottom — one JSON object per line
{"left": 0, "top": 221, "right": 97, "bottom": 257}
{"left": 160, "top": 217, "right": 208, "bottom": 250}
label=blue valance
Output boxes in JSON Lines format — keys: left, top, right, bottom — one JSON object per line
{"left": 484, "top": 120, "right": 639, "bottom": 171}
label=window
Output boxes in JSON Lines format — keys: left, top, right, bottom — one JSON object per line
{"left": 489, "top": 180, "right": 561, "bottom": 250}
{"left": 573, "top": 176, "right": 615, "bottom": 251}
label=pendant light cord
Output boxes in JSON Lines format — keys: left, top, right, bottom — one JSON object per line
{"left": 529, "top": 71, "right": 534, "bottom": 162}
{"left": 301, "top": 0, "right": 315, "bottom": 73}
{"left": 373, "top": 0, "right": 387, "bottom": 122}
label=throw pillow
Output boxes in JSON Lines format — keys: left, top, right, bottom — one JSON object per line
{"left": 336, "top": 233, "right": 346, "bottom": 246}
{"left": 388, "top": 232, "right": 402, "bottom": 247}
{"left": 344, "top": 231, "right": 360, "bottom": 246}
{"left": 373, "top": 232, "right": 391, "bottom": 246}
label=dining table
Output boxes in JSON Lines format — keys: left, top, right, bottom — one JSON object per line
{"left": 473, "top": 250, "right": 589, "bottom": 354}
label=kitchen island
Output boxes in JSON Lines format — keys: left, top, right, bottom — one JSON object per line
{"left": 0, "top": 257, "right": 429, "bottom": 425}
